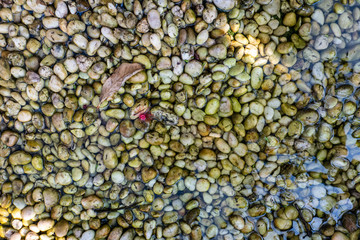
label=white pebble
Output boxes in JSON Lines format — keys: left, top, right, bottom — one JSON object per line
{"left": 80, "top": 230, "right": 95, "bottom": 240}
{"left": 311, "top": 9, "right": 324, "bottom": 25}
{"left": 111, "top": 171, "right": 125, "bottom": 184}
{"left": 312, "top": 185, "right": 327, "bottom": 199}
{"left": 264, "top": 106, "right": 274, "bottom": 120}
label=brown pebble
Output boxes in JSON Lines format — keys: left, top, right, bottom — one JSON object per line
{"left": 54, "top": 219, "right": 69, "bottom": 237}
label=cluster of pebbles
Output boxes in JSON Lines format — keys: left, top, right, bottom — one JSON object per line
{"left": 0, "top": 0, "right": 360, "bottom": 239}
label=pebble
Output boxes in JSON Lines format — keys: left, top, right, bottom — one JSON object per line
{"left": 338, "top": 12, "right": 353, "bottom": 30}
{"left": 185, "top": 176, "right": 197, "bottom": 191}
{"left": 311, "top": 9, "right": 325, "bottom": 25}
{"left": 314, "top": 35, "right": 329, "bottom": 50}
{"left": 320, "top": 196, "right": 337, "bottom": 212}
{"left": 103, "top": 148, "right": 118, "bottom": 169}
{"left": 111, "top": 171, "right": 125, "bottom": 184}
{"left": 283, "top": 12, "right": 297, "bottom": 26}
{"left": 332, "top": 232, "right": 350, "bottom": 240}
{"left": 317, "top": 0, "right": 333, "bottom": 12}
{"left": 263, "top": 0, "right": 280, "bottom": 15}
{"left": 55, "top": 171, "right": 72, "bottom": 185}
{"left": 38, "top": 219, "right": 55, "bottom": 231}
{"left": 81, "top": 195, "right": 103, "bottom": 209}
{"left": 267, "top": 98, "right": 281, "bottom": 108}
{"left": 303, "top": 47, "right": 320, "bottom": 63}
{"left": 80, "top": 230, "right": 95, "bottom": 240}
{"left": 312, "top": 62, "right": 324, "bottom": 80}
{"left": 9, "top": 151, "right": 32, "bottom": 165}
{"left": 21, "top": 206, "right": 36, "bottom": 221}
{"left": 330, "top": 23, "right": 341, "bottom": 37}
{"left": 147, "top": 10, "right": 161, "bottom": 29}
{"left": 312, "top": 185, "right": 327, "bottom": 199}
{"left": 163, "top": 212, "right": 179, "bottom": 224}
{"left": 229, "top": 215, "right": 245, "bottom": 230}
{"left": 43, "top": 188, "right": 59, "bottom": 209}
{"left": 197, "top": 30, "right": 209, "bottom": 45}
{"left": 17, "top": 110, "right": 32, "bottom": 122}
{"left": 163, "top": 223, "right": 179, "bottom": 238}
{"left": 165, "top": 167, "right": 183, "bottom": 185}
{"left": 13, "top": 198, "right": 26, "bottom": 210}
{"left": 206, "top": 225, "right": 219, "bottom": 238}
{"left": 196, "top": 179, "right": 210, "bottom": 192}
{"left": 150, "top": 33, "right": 161, "bottom": 51}
{"left": 264, "top": 106, "right": 275, "bottom": 120}
{"left": 209, "top": 44, "right": 227, "bottom": 59}
{"left": 213, "top": 0, "right": 236, "bottom": 11}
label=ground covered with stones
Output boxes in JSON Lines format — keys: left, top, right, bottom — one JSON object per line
{"left": 1, "top": 0, "right": 360, "bottom": 239}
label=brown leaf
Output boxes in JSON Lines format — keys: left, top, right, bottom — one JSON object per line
{"left": 98, "top": 63, "right": 144, "bottom": 107}
{"left": 342, "top": 213, "right": 357, "bottom": 233}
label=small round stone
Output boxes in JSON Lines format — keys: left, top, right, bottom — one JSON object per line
{"left": 111, "top": 171, "right": 125, "bottom": 184}
{"left": 196, "top": 178, "right": 210, "bottom": 192}
{"left": 312, "top": 185, "right": 327, "bottom": 199}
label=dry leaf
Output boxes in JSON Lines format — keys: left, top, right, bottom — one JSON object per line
{"left": 342, "top": 213, "right": 357, "bottom": 233}
{"left": 98, "top": 63, "right": 144, "bottom": 107}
